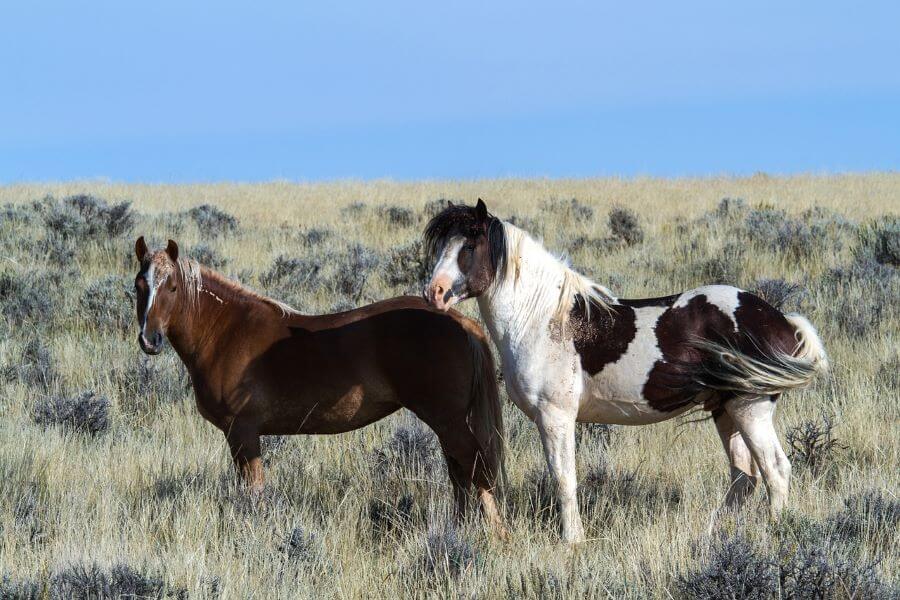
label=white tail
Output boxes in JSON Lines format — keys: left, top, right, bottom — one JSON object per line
{"left": 784, "top": 313, "right": 829, "bottom": 374}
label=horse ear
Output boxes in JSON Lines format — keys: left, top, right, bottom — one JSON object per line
{"left": 135, "top": 236, "right": 148, "bottom": 262}
{"left": 475, "top": 198, "right": 488, "bottom": 221}
{"left": 165, "top": 239, "right": 179, "bottom": 262}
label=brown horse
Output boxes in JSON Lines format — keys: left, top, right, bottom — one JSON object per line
{"left": 132, "top": 237, "right": 505, "bottom": 529}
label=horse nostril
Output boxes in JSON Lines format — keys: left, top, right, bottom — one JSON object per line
{"left": 434, "top": 285, "right": 445, "bottom": 298}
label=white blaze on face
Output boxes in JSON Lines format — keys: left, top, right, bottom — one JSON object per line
{"left": 142, "top": 263, "right": 168, "bottom": 333}
{"left": 430, "top": 237, "right": 466, "bottom": 293}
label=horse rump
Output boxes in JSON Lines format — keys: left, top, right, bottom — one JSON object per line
{"left": 691, "top": 312, "right": 829, "bottom": 398}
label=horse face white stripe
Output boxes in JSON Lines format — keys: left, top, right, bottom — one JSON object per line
{"left": 430, "top": 237, "right": 466, "bottom": 292}
{"left": 674, "top": 285, "right": 742, "bottom": 331}
{"left": 142, "top": 263, "right": 169, "bottom": 332}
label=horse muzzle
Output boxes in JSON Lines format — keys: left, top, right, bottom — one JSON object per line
{"left": 138, "top": 331, "right": 164, "bottom": 355}
{"left": 425, "top": 277, "right": 464, "bottom": 312}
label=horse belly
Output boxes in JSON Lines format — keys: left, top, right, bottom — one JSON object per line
{"left": 258, "top": 379, "right": 399, "bottom": 435}
{"left": 577, "top": 380, "right": 691, "bottom": 425}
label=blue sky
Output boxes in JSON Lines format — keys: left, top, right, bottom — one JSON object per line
{"left": 1, "top": 1, "right": 898, "bottom": 182}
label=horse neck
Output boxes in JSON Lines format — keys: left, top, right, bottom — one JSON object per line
{"left": 477, "top": 236, "right": 566, "bottom": 351}
{"left": 165, "top": 276, "right": 239, "bottom": 368}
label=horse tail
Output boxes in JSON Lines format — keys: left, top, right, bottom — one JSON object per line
{"left": 692, "top": 313, "right": 828, "bottom": 397}
{"left": 784, "top": 313, "right": 830, "bottom": 375}
{"left": 465, "top": 331, "right": 507, "bottom": 494}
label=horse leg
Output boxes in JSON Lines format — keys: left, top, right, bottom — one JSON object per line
{"left": 441, "top": 449, "right": 471, "bottom": 520}
{"left": 537, "top": 407, "right": 583, "bottom": 543}
{"left": 725, "top": 396, "right": 791, "bottom": 519}
{"left": 713, "top": 408, "right": 757, "bottom": 509}
{"left": 225, "top": 422, "right": 264, "bottom": 494}
{"left": 435, "top": 426, "right": 506, "bottom": 538}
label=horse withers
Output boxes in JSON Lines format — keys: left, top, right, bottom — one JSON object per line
{"left": 133, "top": 236, "right": 505, "bottom": 531}
{"left": 423, "top": 200, "right": 828, "bottom": 543}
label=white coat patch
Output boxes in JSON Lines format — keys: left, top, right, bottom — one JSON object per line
{"left": 674, "top": 285, "right": 742, "bottom": 331}
{"left": 578, "top": 306, "right": 673, "bottom": 424}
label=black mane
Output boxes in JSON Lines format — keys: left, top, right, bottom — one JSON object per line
{"left": 422, "top": 203, "right": 507, "bottom": 273}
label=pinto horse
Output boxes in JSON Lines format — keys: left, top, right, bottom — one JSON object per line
{"left": 423, "top": 200, "right": 828, "bottom": 543}
{"left": 132, "top": 237, "right": 505, "bottom": 529}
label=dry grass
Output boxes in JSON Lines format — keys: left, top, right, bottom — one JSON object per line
{"left": 0, "top": 175, "right": 897, "bottom": 598}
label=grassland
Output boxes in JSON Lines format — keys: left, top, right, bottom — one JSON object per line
{"left": 0, "top": 174, "right": 897, "bottom": 598}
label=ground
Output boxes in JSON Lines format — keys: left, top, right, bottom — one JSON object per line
{"left": 0, "top": 175, "right": 897, "bottom": 598}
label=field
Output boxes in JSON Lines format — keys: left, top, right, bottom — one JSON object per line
{"left": 0, "top": 174, "right": 898, "bottom": 598}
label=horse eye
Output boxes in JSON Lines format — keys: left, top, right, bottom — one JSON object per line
{"left": 463, "top": 243, "right": 476, "bottom": 251}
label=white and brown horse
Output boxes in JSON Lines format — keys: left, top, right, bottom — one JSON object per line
{"left": 133, "top": 237, "right": 505, "bottom": 530}
{"left": 423, "top": 200, "right": 828, "bottom": 543}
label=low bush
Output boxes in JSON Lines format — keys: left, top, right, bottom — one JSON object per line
{"left": 296, "top": 227, "right": 333, "bottom": 248}
{"left": 279, "top": 526, "right": 318, "bottom": 563}
{"left": 419, "top": 524, "right": 476, "bottom": 579}
{"left": 608, "top": 206, "right": 644, "bottom": 246}
{"left": 423, "top": 198, "right": 453, "bottom": 219}
{"left": 828, "top": 490, "right": 900, "bottom": 552}
{"left": 48, "top": 562, "right": 174, "bottom": 599}
{"left": 0, "top": 574, "right": 42, "bottom": 599}
{"left": 186, "top": 243, "right": 228, "bottom": 269}
{"left": 328, "top": 243, "right": 381, "bottom": 304}
{"left": 185, "top": 204, "right": 239, "bottom": 235}
{"left": 676, "top": 532, "right": 895, "bottom": 599}
{"left": 33, "top": 391, "right": 110, "bottom": 436}
{"left": 695, "top": 243, "right": 746, "bottom": 285}
{"left": 373, "top": 421, "right": 441, "bottom": 479}
{"left": 7, "top": 338, "right": 57, "bottom": 390}
{"left": 751, "top": 279, "right": 805, "bottom": 311}
{"left": 0, "top": 271, "right": 53, "bottom": 323}
{"left": 260, "top": 255, "right": 321, "bottom": 290}
{"left": 40, "top": 194, "right": 135, "bottom": 241}
{"left": 778, "top": 543, "right": 893, "bottom": 599}
{"left": 368, "top": 493, "right": 417, "bottom": 537}
{"left": 541, "top": 198, "right": 594, "bottom": 223}
{"left": 677, "top": 534, "right": 776, "bottom": 600}
{"left": 377, "top": 205, "right": 416, "bottom": 227}
{"left": 580, "top": 462, "right": 682, "bottom": 515}
{"left": 80, "top": 276, "right": 133, "bottom": 332}
{"left": 785, "top": 413, "right": 844, "bottom": 477}
{"left": 340, "top": 201, "right": 366, "bottom": 217}
{"left": 853, "top": 216, "right": 899, "bottom": 267}
{"left": 383, "top": 240, "right": 428, "bottom": 292}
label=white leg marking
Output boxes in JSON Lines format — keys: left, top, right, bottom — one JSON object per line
{"left": 726, "top": 396, "right": 791, "bottom": 517}
{"left": 674, "top": 285, "right": 742, "bottom": 331}
{"left": 537, "top": 407, "right": 584, "bottom": 543}
{"left": 714, "top": 411, "right": 757, "bottom": 508}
